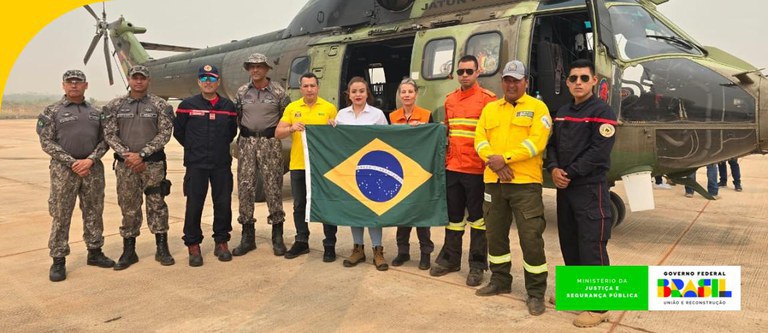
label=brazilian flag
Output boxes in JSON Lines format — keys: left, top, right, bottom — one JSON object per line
{"left": 304, "top": 124, "right": 447, "bottom": 227}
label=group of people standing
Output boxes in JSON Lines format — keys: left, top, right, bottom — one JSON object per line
{"left": 38, "top": 52, "right": 616, "bottom": 328}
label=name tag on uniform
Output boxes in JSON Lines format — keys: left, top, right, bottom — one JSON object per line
{"left": 140, "top": 113, "right": 158, "bottom": 118}
{"left": 59, "top": 116, "right": 78, "bottom": 123}
{"left": 516, "top": 111, "right": 534, "bottom": 118}
{"left": 191, "top": 110, "right": 207, "bottom": 116}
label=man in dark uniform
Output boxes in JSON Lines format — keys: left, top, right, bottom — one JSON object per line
{"left": 545, "top": 59, "right": 617, "bottom": 328}
{"left": 232, "top": 53, "right": 290, "bottom": 257}
{"left": 173, "top": 65, "right": 238, "bottom": 266}
{"left": 430, "top": 55, "right": 496, "bottom": 287}
{"left": 37, "top": 70, "right": 115, "bottom": 282}
{"left": 103, "top": 65, "right": 175, "bottom": 270}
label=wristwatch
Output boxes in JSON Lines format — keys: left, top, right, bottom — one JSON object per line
{"left": 139, "top": 151, "right": 147, "bottom": 159}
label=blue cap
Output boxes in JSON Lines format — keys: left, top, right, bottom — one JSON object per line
{"left": 198, "top": 64, "right": 219, "bottom": 78}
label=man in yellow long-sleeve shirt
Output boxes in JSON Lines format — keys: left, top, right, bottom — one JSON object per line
{"left": 473, "top": 60, "right": 551, "bottom": 316}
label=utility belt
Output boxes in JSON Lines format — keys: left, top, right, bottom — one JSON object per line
{"left": 113, "top": 150, "right": 171, "bottom": 196}
{"left": 239, "top": 126, "right": 276, "bottom": 139}
{"left": 113, "top": 150, "right": 166, "bottom": 163}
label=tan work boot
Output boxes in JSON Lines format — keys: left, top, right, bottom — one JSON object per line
{"left": 343, "top": 244, "right": 366, "bottom": 267}
{"left": 573, "top": 311, "right": 609, "bottom": 328}
{"left": 373, "top": 246, "right": 389, "bottom": 271}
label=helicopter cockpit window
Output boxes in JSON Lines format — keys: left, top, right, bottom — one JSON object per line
{"left": 288, "top": 56, "right": 310, "bottom": 89}
{"left": 465, "top": 32, "right": 501, "bottom": 76}
{"left": 422, "top": 38, "right": 455, "bottom": 80}
{"left": 609, "top": 5, "right": 703, "bottom": 60}
{"left": 619, "top": 59, "right": 755, "bottom": 123}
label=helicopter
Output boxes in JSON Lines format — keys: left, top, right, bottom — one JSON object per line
{"left": 83, "top": 0, "right": 768, "bottom": 227}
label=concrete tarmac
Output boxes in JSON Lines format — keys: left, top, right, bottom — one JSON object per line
{"left": 0, "top": 119, "right": 765, "bottom": 332}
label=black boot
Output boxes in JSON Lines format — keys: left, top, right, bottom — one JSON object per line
{"left": 155, "top": 233, "right": 175, "bottom": 266}
{"left": 323, "top": 245, "right": 336, "bottom": 263}
{"left": 87, "top": 248, "right": 115, "bottom": 268}
{"left": 392, "top": 253, "right": 411, "bottom": 267}
{"left": 49, "top": 257, "right": 66, "bottom": 282}
{"left": 272, "top": 223, "right": 287, "bottom": 256}
{"left": 419, "top": 253, "right": 431, "bottom": 270}
{"left": 114, "top": 237, "right": 139, "bottom": 270}
{"left": 232, "top": 223, "right": 256, "bottom": 256}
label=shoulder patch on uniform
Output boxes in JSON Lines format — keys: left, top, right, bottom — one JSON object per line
{"left": 163, "top": 105, "right": 174, "bottom": 119}
{"left": 36, "top": 114, "right": 50, "bottom": 135}
{"left": 599, "top": 123, "right": 615, "bottom": 138}
{"left": 541, "top": 115, "right": 552, "bottom": 130}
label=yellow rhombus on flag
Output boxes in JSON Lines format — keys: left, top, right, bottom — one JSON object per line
{"left": 324, "top": 138, "right": 432, "bottom": 216}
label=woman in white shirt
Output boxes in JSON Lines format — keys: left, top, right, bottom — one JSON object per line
{"left": 334, "top": 76, "right": 389, "bottom": 271}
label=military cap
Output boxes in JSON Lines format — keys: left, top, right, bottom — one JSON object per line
{"left": 128, "top": 65, "right": 150, "bottom": 77}
{"left": 198, "top": 64, "right": 220, "bottom": 78}
{"left": 243, "top": 53, "right": 272, "bottom": 69}
{"left": 62, "top": 70, "right": 86, "bottom": 82}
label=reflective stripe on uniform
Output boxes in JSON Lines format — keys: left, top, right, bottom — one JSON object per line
{"left": 523, "top": 260, "right": 548, "bottom": 274}
{"left": 475, "top": 140, "right": 490, "bottom": 153}
{"left": 468, "top": 218, "right": 485, "bottom": 230}
{"left": 446, "top": 221, "right": 466, "bottom": 231}
{"left": 522, "top": 139, "right": 537, "bottom": 157}
{"left": 449, "top": 129, "right": 475, "bottom": 138}
{"left": 448, "top": 118, "right": 478, "bottom": 126}
{"left": 488, "top": 253, "right": 511, "bottom": 264}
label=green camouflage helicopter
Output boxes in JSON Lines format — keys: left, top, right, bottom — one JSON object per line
{"left": 83, "top": 0, "right": 768, "bottom": 227}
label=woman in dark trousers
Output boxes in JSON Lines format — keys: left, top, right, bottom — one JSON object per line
{"left": 387, "top": 78, "right": 435, "bottom": 270}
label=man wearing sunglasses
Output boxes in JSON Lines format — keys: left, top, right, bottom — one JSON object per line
{"left": 173, "top": 65, "right": 238, "bottom": 266}
{"left": 38, "top": 70, "right": 115, "bottom": 281}
{"left": 232, "top": 53, "right": 291, "bottom": 258}
{"left": 545, "top": 59, "right": 617, "bottom": 328}
{"left": 431, "top": 55, "right": 496, "bottom": 287}
{"left": 473, "top": 60, "right": 551, "bottom": 317}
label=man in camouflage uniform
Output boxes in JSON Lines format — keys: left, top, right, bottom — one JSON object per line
{"left": 103, "top": 65, "right": 175, "bottom": 270}
{"left": 232, "top": 53, "right": 290, "bottom": 257}
{"left": 37, "top": 70, "right": 115, "bottom": 282}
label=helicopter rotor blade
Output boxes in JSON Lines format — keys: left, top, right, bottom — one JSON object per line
{"left": 83, "top": 5, "right": 99, "bottom": 21}
{"left": 83, "top": 32, "right": 102, "bottom": 65}
{"left": 104, "top": 34, "right": 114, "bottom": 85}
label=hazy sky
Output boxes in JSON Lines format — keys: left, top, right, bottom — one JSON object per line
{"left": 5, "top": 0, "right": 767, "bottom": 100}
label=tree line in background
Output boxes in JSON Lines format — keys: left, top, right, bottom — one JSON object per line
{"left": 1, "top": 94, "right": 105, "bottom": 119}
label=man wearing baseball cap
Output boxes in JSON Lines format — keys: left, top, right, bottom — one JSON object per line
{"left": 232, "top": 53, "right": 291, "bottom": 258}
{"left": 103, "top": 64, "right": 176, "bottom": 270}
{"left": 173, "top": 64, "right": 238, "bottom": 266}
{"left": 37, "top": 70, "right": 115, "bottom": 281}
{"left": 474, "top": 60, "right": 551, "bottom": 316}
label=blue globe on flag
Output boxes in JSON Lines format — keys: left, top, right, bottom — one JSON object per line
{"left": 356, "top": 150, "right": 404, "bottom": 202}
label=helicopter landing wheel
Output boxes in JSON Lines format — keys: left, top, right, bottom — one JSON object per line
{"left": 610, "top": 191, "right": 626, "bottom": 228}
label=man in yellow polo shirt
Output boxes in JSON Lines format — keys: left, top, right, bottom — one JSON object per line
{"left": 473, "top": 60, "right": 551, "bottom": 316}
{"left": 275, "top": 73, "right": 338, "bottom": 262}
